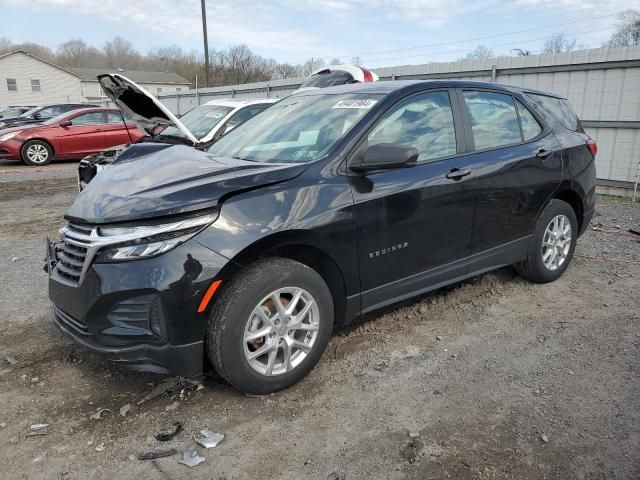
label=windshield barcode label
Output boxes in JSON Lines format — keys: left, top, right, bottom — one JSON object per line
{"left": 332, "top": 99, "right": 378, "bottom": 109}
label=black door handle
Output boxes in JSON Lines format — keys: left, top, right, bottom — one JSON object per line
{"left": 536, "top": 149, "right": 553, "bottom": 159}
{"left": 445, "top": 168, "right": 472, "bottom": 180}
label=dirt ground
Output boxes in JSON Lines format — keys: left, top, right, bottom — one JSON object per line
{"left": 0, "top": 160, "right": 638, "bottom": 480}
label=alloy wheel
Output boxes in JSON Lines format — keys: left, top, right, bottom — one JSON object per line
{"left": 26, "top": 144, "right": 49, "bottom": 164}
{"left": 541, "top": 214, "right": 572, "bottom": 271}
{"left": 243, "top": 287, "right": 320, "bottom": 376}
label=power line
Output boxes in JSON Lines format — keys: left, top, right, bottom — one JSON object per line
{"left": 317, "top": 11, "right": 622, "bottom": 63}
{"left": 364, "top": 26, "right": 617, "bottom": 66}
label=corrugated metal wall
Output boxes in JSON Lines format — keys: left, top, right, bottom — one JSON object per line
{"left": 158, "top": 46, "right": 640, "bottom": 188}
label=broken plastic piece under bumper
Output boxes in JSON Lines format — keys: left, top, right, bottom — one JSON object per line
{"left": 53, "top": 308, "right": 204, "bottom": 376}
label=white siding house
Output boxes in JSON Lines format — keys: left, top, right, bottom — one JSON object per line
{"left": 0, "top": 50, "right": 84, "bottom": 105}
{"left": 0, "top": 50, "right": 191, "bottom": 107}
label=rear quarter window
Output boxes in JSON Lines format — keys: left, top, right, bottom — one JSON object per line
{"left": 527, "top": 93, "right": 579, "bottom": 131}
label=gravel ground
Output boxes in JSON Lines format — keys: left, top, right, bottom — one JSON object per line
{"left": 0, "top": 162, "right": 638, "bottom": 480}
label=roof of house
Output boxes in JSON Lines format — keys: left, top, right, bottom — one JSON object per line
{"left": 68, "top": 67, "right": 191, "bottom": 85}
{"left": 0, "top": 50, "right": 80, "bottom": 78}
{"left": 0, "top": 50, "right": 190, "bottom": 85}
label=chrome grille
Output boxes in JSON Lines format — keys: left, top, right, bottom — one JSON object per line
{"left": 53, "top": 223, "right": 92, "bottom": 286}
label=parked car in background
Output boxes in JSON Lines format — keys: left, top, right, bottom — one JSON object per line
{"left": 48, "top": 80, "right": 596, "bottom": 394}
{"left": 0, "top": 105, "right": 36, "bottom": 119}
{"left": 0, "top": 103, "right": 99, "bottom": 130}
{"left": 295, "top": 64, "right": 379, "bottom": 93}
{"left": 0, "top": 107, "right": 144, "bottom": 166}
{"left": 77, "top": 73, "right": 276, "bottom": 189}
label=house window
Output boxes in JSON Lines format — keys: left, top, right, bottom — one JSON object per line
{"left": 157, "top": 87, "right": 163, "bottom": 94}
{"left": 31, "top": 79, "right": 41, "bottom": 92}
{"left": 176, "top": 87, "right": 182, "bottom": 92}
{"left": 6, "top": 78, "right": 17, "bottom": 92}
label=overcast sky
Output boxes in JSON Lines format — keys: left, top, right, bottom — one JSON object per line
{"left": 0, "top": 0, "right": 635, "bottom": 67}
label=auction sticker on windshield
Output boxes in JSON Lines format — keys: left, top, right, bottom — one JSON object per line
{"left": 205, "top": 112, "right": 225, "bottom": 118}
{"left": 332, "top": 99, "right": 378, "bottom": 109}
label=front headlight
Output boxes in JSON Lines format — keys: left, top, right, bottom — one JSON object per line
{"left": 93, "top": 212, "right": 218, "bottom": 262}
{"left": 0, "top": 130, "right": 21, "bottom": 142}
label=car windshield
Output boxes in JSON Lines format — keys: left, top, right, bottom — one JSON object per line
{"left": 162, "top": 104, "right": 233, "bottom": 140}
{"left": 208, "top": 93, "right": 383, "bottom": 163}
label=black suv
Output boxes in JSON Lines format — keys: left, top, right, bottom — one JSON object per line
{"left": 47, "top": 80, "right": 596, "bottom": 394}
{"left": 0, "top": 103, "right": 99, "bottom": 130}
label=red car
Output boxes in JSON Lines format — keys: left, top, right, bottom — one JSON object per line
{"left": 0, "top": 107, "right": 144, "bottom": 166}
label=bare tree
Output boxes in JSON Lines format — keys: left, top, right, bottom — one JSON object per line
{"left": 543, "top": 33, "right": 577, "bottom": 54}
{"left": 103, "top": 36, "right": 142, "bottom": 69}
{"left": 4, "top": 41, "right": 56, "bottom": 61}
{"left": 351, "top": 56, "right": 362, "bottom": 66}
{"left": 0, "top": 34, "right": 353, "bottom": 87}
{"left": 0, "top": 37, "right": 12, "bottom": 55}
{"left": 301, "top": 58, "right": 326, "bottom": 76}
{"left": 57, "top": 39, "right": 105, "bottom": 67}
{"left": 465, "top": 45, "right": 494, "bottom": 60}
{"left": 329, "top": 58, "right": 341, "bottom": 65}
{"left": 272, "top": 63, "right": 302, "bottom": 80}
{"left": 606, "top": 9, "right": 640, "bottom": 47}
{"left": 512, "top": 48, "right": 531, "bottom": 56}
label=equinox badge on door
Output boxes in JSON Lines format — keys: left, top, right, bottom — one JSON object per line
{"left": 369, "top": 242, "right": 409, "bottom": 259}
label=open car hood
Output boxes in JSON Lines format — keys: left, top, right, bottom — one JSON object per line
{"left": 66, "top": 145, "right": 306, "bottom": 224}
{"left": 97, "top": 73, "right": 198, "bottom": 144}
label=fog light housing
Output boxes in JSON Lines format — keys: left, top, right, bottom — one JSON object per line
{"left": 106, "top": 295, "right": 167, "bottom": 339}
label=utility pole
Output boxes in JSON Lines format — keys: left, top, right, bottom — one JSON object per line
{"left": 200, "top": 0, "right": 210, "bottom": 88}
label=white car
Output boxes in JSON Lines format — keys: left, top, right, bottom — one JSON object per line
{"left": 78, "top": 74, "right": 276, "bottom": 190}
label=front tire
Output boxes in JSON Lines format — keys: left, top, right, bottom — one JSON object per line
{"left": 206, "top": 258, "right": 334, "bottom": 394}
{"left": 515, "top": 199, "right": 578, "bottom": 283}
{"left": 21, "top": 140, "right": 53, "bottom": 166}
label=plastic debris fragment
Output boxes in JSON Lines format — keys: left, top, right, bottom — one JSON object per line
{"left": 195, "top": 429, "right": 224, "bottom": 448}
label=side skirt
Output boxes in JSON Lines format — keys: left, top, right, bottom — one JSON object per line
{"left": 344, "top": 236, "right": 530, "bottom": 321}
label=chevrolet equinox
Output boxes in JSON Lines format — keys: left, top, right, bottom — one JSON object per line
{"left": 47, "top": 80, "right": 596, "bottom": 394}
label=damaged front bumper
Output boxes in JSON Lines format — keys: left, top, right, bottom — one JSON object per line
{"left": 47, "top": 237, "right": 230, "bottom": 376}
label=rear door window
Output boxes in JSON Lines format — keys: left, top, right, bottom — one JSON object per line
{"left": 106, "top": 112, "right": 124, "bottom": 124}
{"left": 71, "top": 112, "right": 104, "bottom": 126}
{"left": 527, "top": 93, "right": 578, "bottom": 131}
{"left": 515, "top": 99, "right": 543, "bottom": 141}
{"left": 367, "top": 91, "right": 457, "bottom": 163}
{"left": 463, "top": 91, "right": 521, "bottom": 150}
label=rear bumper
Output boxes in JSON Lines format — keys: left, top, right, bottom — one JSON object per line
{"left": 48, "top": 237, "right": 230, "bottom": 376}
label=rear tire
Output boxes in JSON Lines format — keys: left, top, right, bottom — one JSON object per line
{"left": 21, "top": 140, "right": 53, "bottom": 166}
{"left": 206, "top": 258, "right": 334, "bottom": 394}
{"left": 515, "top": 199, "right": 578, "bottom": 283}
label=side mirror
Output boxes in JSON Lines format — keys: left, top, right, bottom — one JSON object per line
{"left": 32, "top": 113, "right": 41, "bottom": 119}
{"left": 59, "top": 120, "right": 72, "bottom": 127}
{"left": 350, "top": 143, "right": 419, "bottom": 172}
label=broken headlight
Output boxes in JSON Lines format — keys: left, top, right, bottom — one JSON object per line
{"left": 94, "top": 212, "right": 218, "bottom": 262}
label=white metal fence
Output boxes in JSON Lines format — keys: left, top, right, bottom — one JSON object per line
{"left": 157, "top": 46, "right": 640, "bottom": 194}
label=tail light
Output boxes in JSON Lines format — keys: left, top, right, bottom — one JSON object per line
{"left": 360, "top": 67, "right": 374, "bottom": 82}
{"left": 586, "top": 138, "right": 597, "bottom": 157}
